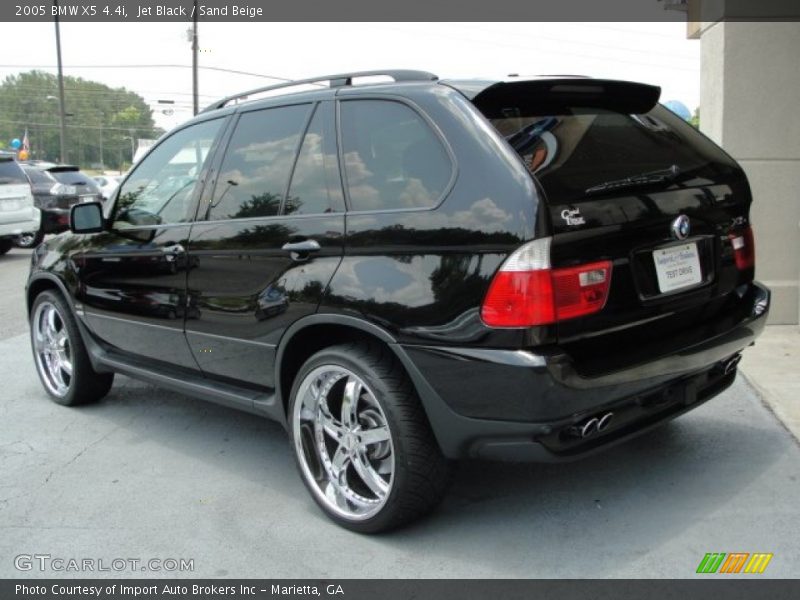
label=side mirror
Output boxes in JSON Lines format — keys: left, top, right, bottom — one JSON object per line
{"left": 69, "top": 202, "right": 105, "bottom": 234}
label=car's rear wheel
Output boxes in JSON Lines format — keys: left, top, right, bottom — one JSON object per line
{"left": 289, "top": 342, "right": 449, "bottom": 532}
{"left": 30, "top": 290, "right": 114, "bottom": 406}
{"left": 16, "top": 229, "right": 44, "bottom": 249}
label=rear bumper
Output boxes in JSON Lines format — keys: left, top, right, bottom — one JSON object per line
{"left": 394, "top": 281, "right": 770, "bottom": 461}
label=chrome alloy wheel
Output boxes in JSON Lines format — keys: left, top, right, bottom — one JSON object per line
{"left": 292, "top": 365, "right": 394, "bottom": 521}
{"left": 32, "top": 301, "right": 73, "bottom": 397}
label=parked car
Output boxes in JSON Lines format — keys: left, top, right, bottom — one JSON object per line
{"left": 16, "top": 165, "right": 103, "bottom": 247}
{"left": 93, "top": 175, "right": 122, "bottom": 200}
{"left": 26, "top": 71, "right": 769, "bottom": 532}
{"left": 0, "top": 156, "right": 39, "bottom": 255}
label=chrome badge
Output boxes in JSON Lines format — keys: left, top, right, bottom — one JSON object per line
{"left": 671, "top": 215, "right": 691, "bottom": 240}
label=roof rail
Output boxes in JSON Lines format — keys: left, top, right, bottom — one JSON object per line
{"left": 203, "top": 69, "right": 439, "bottom": 112}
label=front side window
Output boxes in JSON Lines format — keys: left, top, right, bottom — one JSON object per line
{"left": 340, "top": 100, "right": 452, "bottom": 211}
{"left": 207, "top": 104, "right": 311, "bottom": 221}
{"left": 115, "top": 118, "right": 223, "bottom": 227}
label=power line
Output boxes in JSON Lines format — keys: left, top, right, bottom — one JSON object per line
{"left": 0, "top": 64, "right": 297, "bottom": 81}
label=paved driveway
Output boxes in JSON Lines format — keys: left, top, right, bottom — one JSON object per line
{"left": 1, "top": 247, "right": 799, "bottom": 578}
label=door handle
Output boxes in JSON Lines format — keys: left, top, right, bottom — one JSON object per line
{"left": 282, "top": 239, "right": 321, "bottom": 254}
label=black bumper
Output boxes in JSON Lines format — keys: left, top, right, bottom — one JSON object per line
{"left": 393, "top": 282, "right": 770, "bottom": 462}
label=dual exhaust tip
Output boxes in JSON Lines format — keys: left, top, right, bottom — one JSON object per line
{"left": 566, "top": 412, "right": 614, "bottom": 439}
{"left": 564, "top": 354, "right": 741, "bottom": 441}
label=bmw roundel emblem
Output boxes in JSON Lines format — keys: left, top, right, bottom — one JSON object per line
{"left": 671, "top": 215, "right": 691, "bottom": 240}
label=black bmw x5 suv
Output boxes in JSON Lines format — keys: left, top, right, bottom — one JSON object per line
{"left": 26, "top": 71, "right": 769, "bottom": 532}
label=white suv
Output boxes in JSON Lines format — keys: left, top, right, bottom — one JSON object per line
{"left": 0, "top": 157, "right": 40, "bottom": 255}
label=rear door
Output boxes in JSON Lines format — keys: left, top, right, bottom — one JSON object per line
{"left": 184, "top": 100, "right": 345, "bottom": 389}
{"left": 472, "top": 80, "right": 754, "bottom": 373}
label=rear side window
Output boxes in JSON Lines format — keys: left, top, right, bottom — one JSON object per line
{"left": 208, "top": 104, "right": 311, "bottom": 221}
{"left": 0, "top": 160, "right": 28, "bottom": 184}
{"left": 489, "top": 104, "right": 738, "bottom": 205}
{"left": 340, "top": 100, "right": 451, "bottom": 211}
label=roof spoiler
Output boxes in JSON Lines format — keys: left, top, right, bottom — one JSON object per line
{"left": 45, "top": 165, "right": 80, "bottom": 172}
{"left": 470, "top": 78, "right": 662, "bottom": 117}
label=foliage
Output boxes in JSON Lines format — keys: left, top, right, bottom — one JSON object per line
{"left": 0, "top": 70, "right": 164, "bottom": 169}
{"left": 690, "top": 107, "right": 700, "bottom": 129}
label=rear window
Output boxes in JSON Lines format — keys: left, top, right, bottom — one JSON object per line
{"left": 23, "top": 167, "right": 55, "bottom": 184}
{"left": 0, "top": 160, "right": 28, "bottom": 185}
{"left": 488, "top": 104, "right": 738, "bottom": 205}
{"left": 51, "top": 170, "right": 100, "bottom": 192}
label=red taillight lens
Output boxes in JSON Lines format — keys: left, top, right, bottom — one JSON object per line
{"left": 729, "top": 225, "right": 755, "bottom": 270}
{"left": 481, "top": 238, "right": 612, "bottom": 328}
{"left": 481, "top": 270, "right": 556, "bottom": 327}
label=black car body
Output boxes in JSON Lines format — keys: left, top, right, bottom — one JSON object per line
{"left": 26, "top": 71, "right": 769, "bottom": 531}
{"left": 22, "top": 164, "right": 103, "bottom": 235}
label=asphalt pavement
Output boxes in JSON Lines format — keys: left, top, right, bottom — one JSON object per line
{"left": 1, "top": 247, "right": 799, "bottom": 578}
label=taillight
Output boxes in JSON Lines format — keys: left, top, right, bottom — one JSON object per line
{"left": 481, "top": 237, "right": 612, "bottom": 328}
{"left": 729, "top": 225, "right": 755, "bottom": 270}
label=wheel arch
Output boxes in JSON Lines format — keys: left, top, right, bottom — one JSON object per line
{"left": 275, "top": 314, "right": 397, "bottom": 418}
{"left": 26, "top": 274, "right": 76, "bottom": 318}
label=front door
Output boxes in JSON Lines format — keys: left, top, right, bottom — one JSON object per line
{"left": 78, "top": 116, "right": 227, "bottom": 369}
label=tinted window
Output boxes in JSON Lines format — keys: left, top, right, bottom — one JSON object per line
{"left": 51, "top": 170, "right": 100, "bottom": 192}
{"left": 115, "top": 118, "right": 222, "bottom": 226}
{"left": 340, "top": 100, "right": 451, "bottom": 211}
{"left": 284, "top": 106, "right": 332, "bottom": 215}
{"left": 489, "top": 105, "right": 739, "bottom": 205}
{"left": 0, "top": 160, "right": 28, "bottom": 184}
{"left": 208, "top": 104, "right": 310, "bottom": 221}
{"left": 22, "top": 167, "right": 55, "bottom": 184}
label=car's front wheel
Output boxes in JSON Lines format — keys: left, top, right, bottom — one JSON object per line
{"left": 30, "top": 290, "right": 114, "bottom": 406}
{"left": 289, "top": 342, "right": 450, "bottom": 532}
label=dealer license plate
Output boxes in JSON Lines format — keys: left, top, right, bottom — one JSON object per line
{"left": 653, "top": 242, "right": 702, "bottom": 293}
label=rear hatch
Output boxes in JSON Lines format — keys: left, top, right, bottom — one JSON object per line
{"left": 469, "top": 79, "right": 755, "bottom": 375}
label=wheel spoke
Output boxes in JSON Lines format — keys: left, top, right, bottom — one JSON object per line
{"left": 318, "top": 395, "right": 346, "bottom": 441}
{"left": 60, "top": 358, "right": 73, "bottom": 376}
{"left": 358, "top": 425, "right": 390, "bottom": 446}
{"left": 341, "top": 377, "right": 361, "bottom": 428}
{"left": 46, "top": 307, "right": 58, "bottom": 340}
{"left": 352, "top": 452, "right": 389, "bottom": 497}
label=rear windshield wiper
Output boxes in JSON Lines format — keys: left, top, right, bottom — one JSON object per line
{"left": 585, "top": 164, "right": 681, "bottom": 195}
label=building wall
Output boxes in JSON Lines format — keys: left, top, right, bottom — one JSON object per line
{"left": 699, "top": 21, "right": 800, "bottom": 324}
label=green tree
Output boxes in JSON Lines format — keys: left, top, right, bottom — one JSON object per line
{"left": 0, "top": 70, "right": 164, "bottom": 169}
{"left": 690, "top": 107, "right": 700, "bottom": 129}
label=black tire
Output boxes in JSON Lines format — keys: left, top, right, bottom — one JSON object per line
{"left": 30, "top": 290, "right": 114, "bottom": 406}
{"left": 16, "top": 229, "right": 44, "bottom": 249}
{"left": 288, "top": 341, "right": 450, "bottom": 533}
{"left": 0, "top": 238, "right": 13, "bottom": 255}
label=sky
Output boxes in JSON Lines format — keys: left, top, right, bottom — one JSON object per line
{"left": 0, "top": 21, "right": 700, "bottom": 132}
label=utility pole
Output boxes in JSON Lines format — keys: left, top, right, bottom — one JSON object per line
{"left": 53, "top": 0, "right": 68, "bottom": 163}
{"left": 191, "top": 0, "right": 199, "bottom": 115}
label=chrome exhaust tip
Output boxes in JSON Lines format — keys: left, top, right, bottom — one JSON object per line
{"left": 597, "top": 412, "right": 614, "bottom": 432}
{"left": 580, "top": 418, "right": 600, "bottom": 438}
{"left": 723, "top": 354, "right": 742, "bottom": 375}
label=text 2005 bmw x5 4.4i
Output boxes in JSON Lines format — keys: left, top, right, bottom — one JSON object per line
{"left": 26, "top": 71, "right": 769, "bottom": 532}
